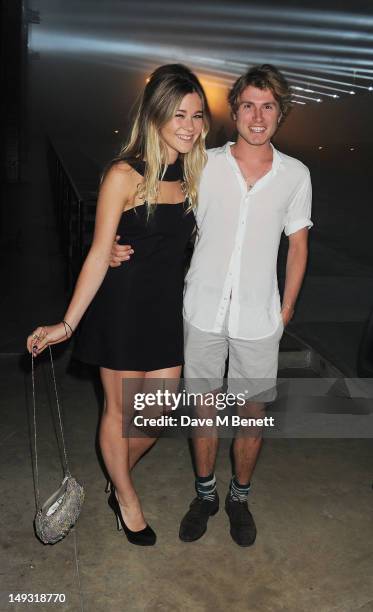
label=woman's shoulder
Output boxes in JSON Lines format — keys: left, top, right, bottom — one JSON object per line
{"left": 106, "top": 159, "right": 140, "bottom": 177}
{"left": 103, "top": 160, "right": 142, "bottom": 189}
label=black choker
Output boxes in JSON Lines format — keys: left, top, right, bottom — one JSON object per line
{"left": 161, "top": 158, "right": 183, "bottom": 181}
{"left": 128, "top": 158, "right": 183, "bottom": 181}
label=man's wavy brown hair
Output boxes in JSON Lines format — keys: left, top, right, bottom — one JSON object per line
{"left": 228, "top": 64, "right": 292, "bottom": 123}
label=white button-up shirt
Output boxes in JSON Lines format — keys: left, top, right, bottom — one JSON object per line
{"left": 183, "top": 141, "right": 313, "bottom": 340}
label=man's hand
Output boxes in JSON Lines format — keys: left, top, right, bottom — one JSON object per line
{"left": 109, "top": 235, "right": 134, "bottom": 267}
{"left": 281, "top": 305, "right": 294, "bottom": 327}
{"left": 281, "top": 227, "right": 308, "bottom": 327}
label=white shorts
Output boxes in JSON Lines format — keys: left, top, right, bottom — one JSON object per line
{"left": 183, "top": 317, "right": 284, "bottom": 402}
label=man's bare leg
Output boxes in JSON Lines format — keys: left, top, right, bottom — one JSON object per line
{"left": 233, "top": 436, "right": 262, "bottom": 484}
{"left": 232, "top": 400, "right": 264, "bottom": 482}
{"left": 192, "top": 435, "right": 219, "bottom": 477}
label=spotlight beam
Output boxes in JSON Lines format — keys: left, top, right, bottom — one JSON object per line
{"left": 50, "top": 14, "right": 373, "bottom": 46}
{"left": 283, "top": 69, "right": 373, "bottom": 89}
{"left": 113, "top": 27, "right": 373, "bottom": 56}
{"left": 113, "top": 2, "right": 373, "bottom": 28}
{"left": 291, "top": 86, "right": 338, "bottom": 98}
{"left": 292, "top": 93, "right": 322, "bottom": 102}
{"left": 32, "top": 30, "right": 373, "bottom": 76}
{"left": 288, "top": 78, "right": 353, "bottom": 94}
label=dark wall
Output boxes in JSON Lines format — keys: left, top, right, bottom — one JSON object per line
{"left": 274, "top": 94, "right": 373, "bottom": 267}
{"left": 0, "top": 0, "right": 29, "bottom": 182}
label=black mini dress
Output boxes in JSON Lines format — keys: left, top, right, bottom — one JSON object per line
{"left": 74, "top": 159, "right": 195, "bottom": 371}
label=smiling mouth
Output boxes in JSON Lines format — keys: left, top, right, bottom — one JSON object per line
{"left": 249, "top": 127, "right": 266, "bottom": 133}
{"left": 177, "top": 134, "right": 194, "bottom": 141}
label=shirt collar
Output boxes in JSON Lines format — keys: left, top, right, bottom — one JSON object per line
{"left": 224, "top": 141, "right": 282, "bottom": 176}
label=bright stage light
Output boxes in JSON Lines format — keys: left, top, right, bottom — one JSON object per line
{"left": 197, "top": 76, "right": 229, "bottom": 116}
{"left": 291, "top": 85, "right": 340, "bottom": 99}
{"left": 287, "top": 76, "right": 358, "bottom": 95}
{"left": 292, "top": 93, "right": 323, "bottom": 103}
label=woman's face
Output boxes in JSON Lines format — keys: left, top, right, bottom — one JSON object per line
{"left": 160, "top": 92, "right": 204, "bottom": 162}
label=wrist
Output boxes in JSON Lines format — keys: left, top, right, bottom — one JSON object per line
{"left": 281, "top": 302, "right": 294, "bottom": 313}
{"left": 62, "top": 319, "right": 74, "bottom": 338}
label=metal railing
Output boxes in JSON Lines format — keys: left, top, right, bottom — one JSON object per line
{"left": 48, "top": 139, "right": 99, "bottom": 287}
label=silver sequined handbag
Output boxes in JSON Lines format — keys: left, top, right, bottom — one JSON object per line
{"left": 31, "top": 347, "right": 85, "bottom": 545}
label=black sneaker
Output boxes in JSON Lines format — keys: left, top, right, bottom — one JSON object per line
{"left": 179, "top": 494, "right": 219, "bottom": 542}
{"left": 225, "top": 493, "right": 257, "bottom": 547}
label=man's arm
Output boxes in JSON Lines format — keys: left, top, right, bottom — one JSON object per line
{"left": 109, "top": 236, "right": 134, "bottom": 267}
{"left": 281, "top": 227, "right": 309, "bottom": 326}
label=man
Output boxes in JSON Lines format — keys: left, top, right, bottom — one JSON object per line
{"left": 111, "top": 64, "right": 312, "bottom": 547}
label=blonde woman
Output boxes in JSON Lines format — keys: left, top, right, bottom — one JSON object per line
{"left": 27, "top": 64, "right": 211, "bottom": 546}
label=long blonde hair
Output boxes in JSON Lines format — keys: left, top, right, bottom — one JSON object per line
{"left": 111, "top": 64, "right": 210, "bottom": 216}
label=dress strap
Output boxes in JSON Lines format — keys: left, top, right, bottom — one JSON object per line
{"left": 127, "top": 158, "right": 183, "bottom": 181}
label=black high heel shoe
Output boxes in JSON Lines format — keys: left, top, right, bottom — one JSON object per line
{"left": 107, "top": 489, "right": 156, "bottom": 546}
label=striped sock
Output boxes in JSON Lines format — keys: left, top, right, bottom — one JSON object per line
{"left": 230, "top": 476, "right": 251, "bottom": 502}
{"left": 196, "top": 473, "right": 217, "bottom": 501}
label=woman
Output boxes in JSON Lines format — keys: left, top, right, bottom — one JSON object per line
{"left": 27, "top": 64, "right": 211, "bottom": 546}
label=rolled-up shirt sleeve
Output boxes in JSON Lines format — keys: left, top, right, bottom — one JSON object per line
{"left": 284, "top": 168, "right": 313, "bottom": 236}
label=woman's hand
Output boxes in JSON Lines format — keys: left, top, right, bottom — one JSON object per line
{"left": 26, "top": 322, "right": 71, "bottom": 356}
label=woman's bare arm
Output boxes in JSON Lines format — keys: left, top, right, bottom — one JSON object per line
{"left": 26, "top": 163, "right": 135, "bottom": 354}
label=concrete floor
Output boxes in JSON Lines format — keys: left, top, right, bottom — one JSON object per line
{"left": 1, "top": 351, "right": 373, "bottom": 612}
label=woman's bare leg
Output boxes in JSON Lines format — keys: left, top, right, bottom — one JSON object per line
{"left": 128, "top": 366, "right": 182, "bottom": 469}
{"left": 99, "top": 367, "right": 147, "bottom": 531}
{"left": 100, "top": 365, "right": 181, "bottom": 530}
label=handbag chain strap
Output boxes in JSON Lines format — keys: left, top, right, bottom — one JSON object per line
{"left": 31, "top": 346, "right": 71, "bottom": 511}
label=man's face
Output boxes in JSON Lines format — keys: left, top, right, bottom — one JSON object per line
{"left": 233, "top": 86, "right": 282, "bottom": 147}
